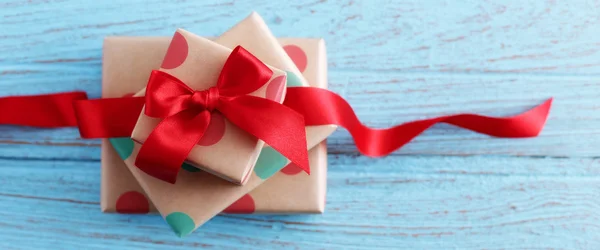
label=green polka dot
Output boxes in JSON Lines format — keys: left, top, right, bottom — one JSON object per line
{"left": 165, "top": 212, "right": 195, "bottom": 238}
{"left": 285, "top": 71, "right": 303, "bottom": 87}
{"left": 254, "top": 147, "right": 288, "bottom": 179}
{"left": 108, "top": 138, "right": 134, "bottom": 160}
{"left": 181, "top": 162, "right": 201, "bottom": 172}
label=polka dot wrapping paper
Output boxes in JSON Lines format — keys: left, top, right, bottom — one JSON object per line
{"left": 100, "top": 13, "right": 333, "bottom": 237}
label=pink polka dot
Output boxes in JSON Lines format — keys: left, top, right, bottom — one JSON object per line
{"left": 198, "top": 112, "right": 226, "bottom": 146}
{"left": 161, "top": 32, "right": 188, "bottom": 69}
{"left": 283, "top": 45, "right": 308, "bottom": 72}
{"left": 223, "top": 194, "right": 255, "bottom": 214}
{"left": 280, "top": 162, "right": 303, "bottom": 175}
{"left": 265, "top": 75, "right": 286, "bottom": 102}
{"left": 116, "top": 191, "right": 149, "bottom": 214}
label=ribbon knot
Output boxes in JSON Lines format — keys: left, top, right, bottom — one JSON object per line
{"left": 190, "top": 87, "right": 219, "bottom": 111}
{"left": 134, "top": 46, "right": 310, "bottom": 184}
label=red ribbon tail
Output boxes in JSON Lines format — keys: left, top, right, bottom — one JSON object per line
{"left": 73, "top": 96, "right": 145, "bottom": 138}
{"left": 284, "top": 87, "right": 552, "bottom": 157}
{"left": 68, "top": 87, "right": 551, "bottom": 174}
{"left": 219, "top": 96, "right": 310, "bottom": 174}
{"left": 0, "top": 91, "right": 88, "bottom": 127}
{"left": 444, "top": 98, "right": 553, "bottom": 138}
{"left": 135, "top": 110, "right": 211, "bottom": 183}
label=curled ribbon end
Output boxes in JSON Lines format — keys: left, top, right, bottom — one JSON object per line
{"left": 524, "top": 97, "right": 553, "bottom": 137}
{"left": 544, "top": 97, "right": 554, "bottom": 112}
{"left": 297, "top": 153, "right": 311, "bottom": 175}
{"left": 539, "top": 98, "right": 553, "bottom": 135}
{"left": 540, "top": 97, "right": 553, "bottom": 113}
{"left": 301, "top": 164, "right": 311, "bottom": 175}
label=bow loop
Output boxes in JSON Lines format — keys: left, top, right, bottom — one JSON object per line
{"left": 144, "top": 70, "right": 196, "bottom": 118}
{"left": 217, "top": 46, "right": 273, "bottom": 96}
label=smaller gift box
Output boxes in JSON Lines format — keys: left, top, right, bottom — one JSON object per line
{"left": 130, "top": 29, "right": 288, "bottom": 185}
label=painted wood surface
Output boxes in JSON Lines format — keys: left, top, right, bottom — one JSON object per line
{"left": 0, "top": 0, "right": 598, "bottom": 249}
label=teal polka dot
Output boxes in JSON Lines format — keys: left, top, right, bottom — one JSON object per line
{"left": 253, "top": 147, "right": 288, "bottom": 179}
{"left": 181, "top": 162, "right": 201, "bottom": 172}
{"left": 165, "top": 212, "right": 195, "bottom": 237}
{"left": 108, "top": 138, "right": 134, "bottom": 160}
{"left": 285, "top": 71, "right": 303, "bottom": 87}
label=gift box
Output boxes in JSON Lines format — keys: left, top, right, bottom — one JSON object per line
{"left": 101, "top": 36, "right": 329, "bottom": 214}
{"left": 101, "top": 13, "right": 333, "bottom": 235}
{"left": 129, "top": 29, "right": 287, "bottom": 185}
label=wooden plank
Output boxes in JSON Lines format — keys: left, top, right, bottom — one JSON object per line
{"left": 1, "top": 156, "right": 599, "bottom": 249}
{"left": 1, "top": 0, "right": 600, "bottom": 73}
{"left": 1, "top": 0, "right": 599, "bottom": 249}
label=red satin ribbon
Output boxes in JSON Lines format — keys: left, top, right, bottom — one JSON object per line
{"left": 0, "top": 76, "right": 553, "bottom": 180}
{"left": 283, "top": 87, "right": 553, "bottom": 156}
{"left": 72, "top": 88, "right": 552, "bottom": 158}
{"left": 74, "top": 96, "right": 145, "bottom": 138}
{"left": 135, "top": 46, "right": 309, "bottom": 183}
{"left": 0, "top": 92, "right": 88, "bottom": 127}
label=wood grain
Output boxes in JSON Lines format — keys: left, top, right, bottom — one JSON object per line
{"left": 1, "top": 156, "right": 599, "bottom": 249}
{"left": 2, "top": 0, "right": 600, "bottom": 73}
{"left": 1, "top": 0, "right": 599, "bottom": 249}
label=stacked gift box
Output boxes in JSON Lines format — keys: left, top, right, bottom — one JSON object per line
{"left": 100, "top": 13, "right": 335, "bottom": 237}
{"left": 89, "top": 11, "right": 554, "bottom": 238}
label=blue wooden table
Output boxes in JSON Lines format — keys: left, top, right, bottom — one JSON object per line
{"left": 1, "top": 1, "right": 599, "bottom": 249}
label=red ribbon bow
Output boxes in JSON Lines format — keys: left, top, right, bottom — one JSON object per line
{"left": 135, "top": 46, "right": 309, "bottom": 183}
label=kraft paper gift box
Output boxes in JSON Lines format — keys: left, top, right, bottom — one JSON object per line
{"left": 129, "top": 28, "right": 288, "bottom": 185}
{"left": 102, "top": 36, "right": 330, "bottom": 214}
{"left": 101, "top": 13, "right": 334, "bottom": 236}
